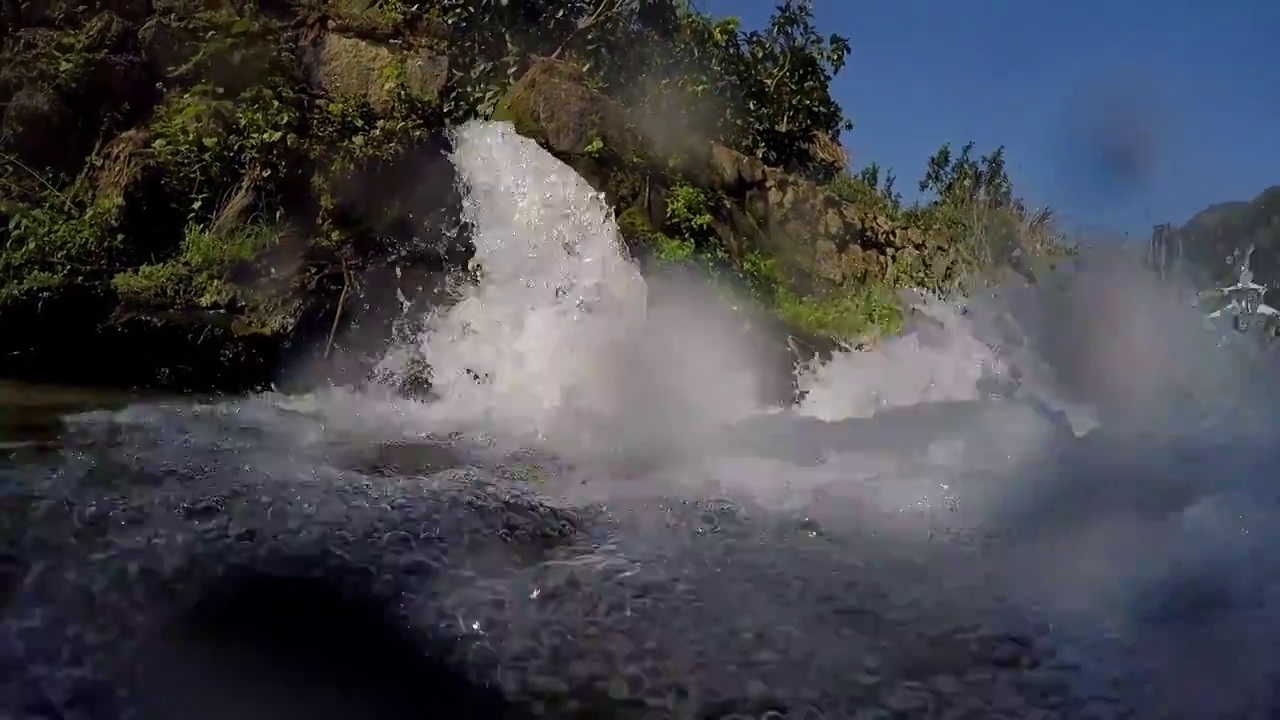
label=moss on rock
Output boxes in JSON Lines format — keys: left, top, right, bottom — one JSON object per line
{"left": 492, "top": 57, "right": 910, "bottom": 346}
{"left": 111, "top": 220, "right": 290, "bottom": 321}
{"left": 307, "top": 33, "right": 447, "bottom": 114}
{"left": 492, "top": 59, "right": 643, "bottom": 159}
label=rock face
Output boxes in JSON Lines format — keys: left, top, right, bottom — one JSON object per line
{"left": 0, "top": 6, "right": 935, "bottom": 393}
{"left": 0, "top": 4, "right": 464, "bottom": 391}
{"left": 494, "top": 59, "right": 966, "bottom": 298}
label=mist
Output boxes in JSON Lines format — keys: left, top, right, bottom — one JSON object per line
{"left": 357, "top": 120, "right": 1280, "bottom": 717}
{"left": 11, "top": 119, "right": 1280, "bottom": 719}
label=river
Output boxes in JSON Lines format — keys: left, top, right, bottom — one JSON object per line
{"left": 3, "top": 121, "right": 1280, "bottom": 720}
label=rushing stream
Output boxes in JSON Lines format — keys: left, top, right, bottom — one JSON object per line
{"left": 4, "top": 122, "right": 1280, "bottom": 719}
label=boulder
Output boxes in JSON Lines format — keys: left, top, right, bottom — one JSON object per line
{"left": 307, "top": 33, "right": 447, "bottom": 113}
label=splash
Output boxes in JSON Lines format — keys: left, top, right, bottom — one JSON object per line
{"left": 420, "top": 123, "right": 1280, "bottom": 712}
{"left": 405, "top": 123, "right": 1055, "bottom": 460}
{"left": 100, "top": 120, "right": 1280, "bottom": 717}
{"left": 417, "top": 122, "right": 649, "bottom": 441}
{"left": 794, "top": 298, "right": 1010, "bottom": 421}
{"left": 365, "top": 122, "right": 1121, "bottom": 531}
{"left": 402, "top": 122, "right": 772, "bottom": 461}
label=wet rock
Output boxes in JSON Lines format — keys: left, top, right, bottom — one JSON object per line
{"left": 179, "top": 495, "right": 227, "bottom": 521}
{"left": 0, "top": 400, "right": 1155, "bottom": 719}
{"left": 850, "top": 671, "right": 882, "bottom": 689}
{"left": 137, "top": 17, "right": 199, "bottom": 78}
{"left": 976, "top": 632, "right": 1036, "bottom": 668}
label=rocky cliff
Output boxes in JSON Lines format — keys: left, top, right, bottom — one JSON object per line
{"left": 1, "top": 1, "right": 466, "bottom": 390}
{"left": 0, "top": 0, "right": 1052, "bottom": 393}
{"left": 491, "top": 59, "right": 968, "bottom": 340}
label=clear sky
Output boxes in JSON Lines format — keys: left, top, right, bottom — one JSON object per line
{"left": 697, "top": 0, "right": 1279, "bottom": 238}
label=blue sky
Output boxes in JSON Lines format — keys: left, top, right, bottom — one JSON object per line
{"left": 697, "top": 0, "right": 1279, "bottom": 237}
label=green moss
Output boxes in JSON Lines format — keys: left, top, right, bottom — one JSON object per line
{"left": 324, "top": 0, "right": 418, "bottom": 34}
{"left": 616, "top": 205, "right": 655, "bottom": 242}
{"left": 663, "top": 183, "right": 716, "bottom": 239}
{"left": 0, "top": 270, "right": 69, "bottom": 304}
{"left": 307, "top": 92, "right": 438, "bottom": 245}
{"left": 625, "top": 177, "right": 903, "bottom": 344}
{"left": 776, "top": 285, "right": 902, "bottom": 342}
{"left": 724, "top": 245, "right": 901, "bottom": 343}
{"left": 0, "top": 19, "right": 308, "bottom": 316}
{"left": 490, "top": 85, "right": 535, "bottom": 136}
{"left": 49, "top": 33, "right": 99, "bottom": 87}
{"left": 112, "top": 221, "right": 281, "bottom": 308}
{"left": 0, "top": 28, "right": 100, "bottom": 95}
{"left": 652, "top": 234, "right": 694, "bottom": 263}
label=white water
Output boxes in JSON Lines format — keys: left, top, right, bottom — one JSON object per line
{"left": 355, "top": 120, "right": 1280, "bottom": 714}
{"left": 793, "top": 299, "right": 1010, "bottom": 420}
{"left": 368, "top": 122, "right": 1069, "bottom": 521}
{"left": 350, "top": 122, "right": 1280, "bottom": 552}
{"left": 416, "top": 124, "right": 1035, "bottom": 434}
{"left": 387, "top": 123, "right": 781, "bottom": 461}
{"left": 414, "top": 123, "right": 650, "bottom": 442}
{"left": 100, "top": 119, "right": 1275, "bottom": 716}
{"left": 14, "top": 119, "right": 1280, "bottom": 718}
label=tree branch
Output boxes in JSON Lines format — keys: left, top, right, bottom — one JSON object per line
{"left": 549, "top": 0, "right": 622, "bottom": 60}
{"left": 324, "top": 256, "right": 352, "bottom": 360}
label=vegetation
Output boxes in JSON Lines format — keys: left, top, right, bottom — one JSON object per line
{"left": 0, "top": 0, "right": 1069, "bottom": 389}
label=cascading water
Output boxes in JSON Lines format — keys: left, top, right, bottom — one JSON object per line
{"left": 415, "top": 123, "right": 650, "bottom": 444}
{"left": 398, "top": 122, "right": 780, "bottom": 465}
{"left": 6, "top": 119, "right": 1280, "bottom": 719}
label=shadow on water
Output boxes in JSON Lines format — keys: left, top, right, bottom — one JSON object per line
{"left": 0, "top": 381, "right": 142, "bottom": 612}
{"left": 0, "top": 380, "right": 169, "bottom": 447}
{"left": 128, "top": 573, "right": 527, "bottom": 720}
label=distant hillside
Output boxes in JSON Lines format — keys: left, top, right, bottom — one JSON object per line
{"left": 1152, "top": 186, "right": 1280, "bottom": 287}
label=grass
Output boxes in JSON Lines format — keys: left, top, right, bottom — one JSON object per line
{"left": 112, "top": 221, "right": 282, "bottom": 307}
